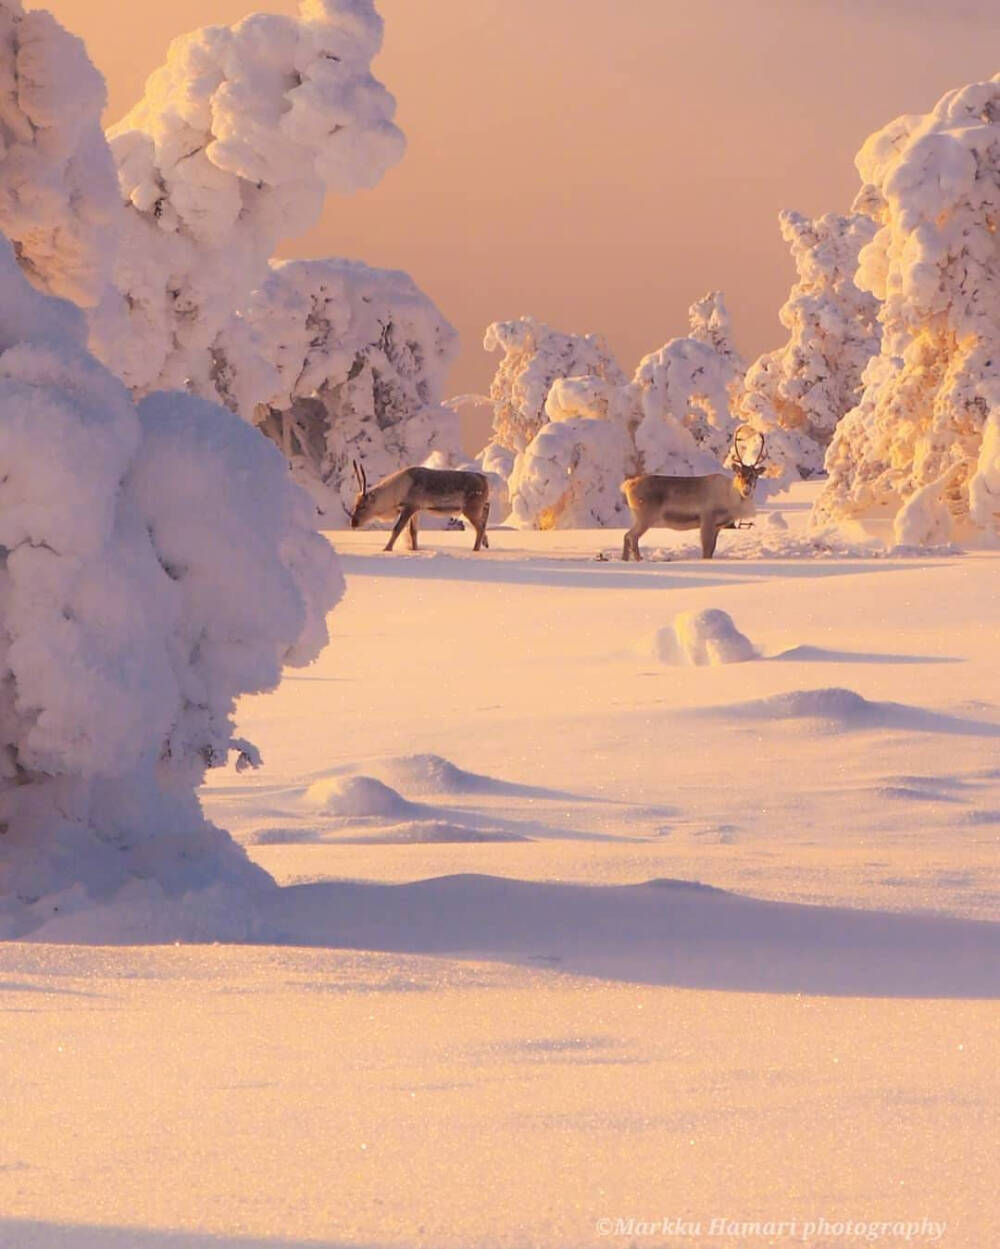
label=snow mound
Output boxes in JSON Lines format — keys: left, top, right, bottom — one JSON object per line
{"left": 303, "top": 775, "right": 415, "bottom": 818}
{"left": 374, "top": 754, "right": 576, "bottom": 801}
{"left": 716, "top": 687, "right": 874, "bottom": 723}
{"left": 344, "top": 821, "right": 529, "bottom": 845}
{"left": 377, "top": 754, "right": 482, "bottom": 795}
{"left": 647, "top": 609, "right": 756, "bottom": 666}
{"left": 248, "top": 817, "right": 529, "bottom": 845}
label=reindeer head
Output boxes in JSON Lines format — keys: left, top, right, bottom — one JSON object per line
{"left": 731, "top": 426, "right": 766, "bottom": 498}
{"left": 349, "top": 460, "right": 372, "bottom": 527}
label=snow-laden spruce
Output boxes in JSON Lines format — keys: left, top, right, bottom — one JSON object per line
{"left": 630, "top": 292, "right": 745, "bottom": 478}
{"left": 213, "top": 258, "right": 461, "bottom": 520}
{"left": 738, "top": 211, "right": 880, "bottom": 483}
{"left": 0, "top": 242, "right": 342, "bottom": 937}
{"left": 814, "top": 74, "right": 1000, "bottom": 543}
{"left": 481, "top": 316, "right": 628, "bottom": 456}
{"left": 91, "top": 0, "right": 405, "bottom": 399}
{"left": 0, "top": 0, "right": 118, "bottom": 306}
{"left": 506, "top": 375, "right": 637, "bottom": 528}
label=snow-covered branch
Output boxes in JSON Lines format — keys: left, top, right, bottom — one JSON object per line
{"left": 91, "top": 0, "right": 404, "bottom": 398}
{"left": 0, "top": 1, "right": 118, "bottom": 306}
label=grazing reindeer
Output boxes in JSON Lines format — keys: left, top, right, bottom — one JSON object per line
{"left": 350, "top": 462, "right": 491, "bottom": 552}
{"left": 621, "top": 427, "right": 766, "bottom": 561}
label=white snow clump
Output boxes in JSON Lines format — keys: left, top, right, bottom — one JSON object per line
{"left": 0, "top": 0, "right": 118, "bottom": 306}
{"left": 647, "top": 609, "right": 756, "bottom": 667}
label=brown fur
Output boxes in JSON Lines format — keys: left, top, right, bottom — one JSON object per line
{"left": 621, "top": 466, "right": 761, "bottom": 561}
{"left": 351, "top": 466, "right": 491, "bottom": 552}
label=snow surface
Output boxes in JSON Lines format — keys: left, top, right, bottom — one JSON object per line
{"left": 4, "top": 481, "right": 997, "bottom": 1247}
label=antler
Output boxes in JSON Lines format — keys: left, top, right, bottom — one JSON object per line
{"left": 733, "top": 425, "right": 766, "bottom": 468}
{"left": 353, "top": 459, "right": 367, "bottom": 493}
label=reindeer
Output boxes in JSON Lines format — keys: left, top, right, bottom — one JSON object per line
{"left": 350, "top": 462, "right": 491, "bottom": 552}
{"left": 621, "top": 427, "right": 766, "bottom": 561}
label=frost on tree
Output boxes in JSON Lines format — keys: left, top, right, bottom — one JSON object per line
{"left": 0, "top": 241, "right": 342, "bottom": 938}
{"left": 482, "top": 317, "right": 628, "bottom": 455}
{"left": 738, "top": 211, "right": 880, "bottom": 482}
{"left": 477, "top": 317, "right": 630, "bottom": 526}
{"left": 212, "top": 257, "right": 461, "bottom": 520}
{"left": 0, "top": 0, "right": 118, "bottom": 306}
{"left": 92, "top": 0, "right": 405, "bottom": 399}
{"left": 814, "top": 75, "right": 1000, "bottom": 543}
{"left": 506, "top": 376, "right": 637, "bottom": 528}
{"left": 630, "top": 292, "right": 745, "bottom": 476}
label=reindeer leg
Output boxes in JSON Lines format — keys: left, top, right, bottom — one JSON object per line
{"left": 408, "top": 511, "right": 419, "bottom": 551}
{"left": 623, "top": 523, "right": 646, "bottom": 561}
{"left": 386, "top": 505, "right": 416, "bottom": 551}
{"left": 700, "top": 514, "right": 721, "bottom": 559}
{"left": 470, "top": 500, "right": 490, "bottom": 551}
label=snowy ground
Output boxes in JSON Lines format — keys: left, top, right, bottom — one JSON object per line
{"left": 2, "top": 484, "right": 998, "bottom": 1247}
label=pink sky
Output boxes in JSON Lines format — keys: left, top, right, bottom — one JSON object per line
{"left": 39, "top": 0, "right": 1000, "bottom": 449}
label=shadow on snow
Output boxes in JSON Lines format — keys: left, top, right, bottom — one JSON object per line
{"left": 254, "top": 873, "right": 1000, "bottom": 1001}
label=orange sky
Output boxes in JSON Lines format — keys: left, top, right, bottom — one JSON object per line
{"left": 37, "top": 1, "right": 1000, "bottom": 449}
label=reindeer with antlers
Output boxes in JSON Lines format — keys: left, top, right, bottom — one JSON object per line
{"left": 621, "top": 426, "right": 767, "bottom": 561}
{"left": 349, "top": 462, "right": 491, "bottom": 552}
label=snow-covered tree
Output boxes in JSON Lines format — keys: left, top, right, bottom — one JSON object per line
{"left": 481, "top": 317, "right": 628, "bottom": 456}
{"left": 688, "top": 290, "right": 745, "bottom": 379}
{"left": 629, "top": 292, "right": 745, "bottom": 475}
{"left": 91, "top": 0, "right": 405, "bottom": 399}
{"left": 212, "top": 258, "right": 461, "bottom": 520}
{"left": 814, "top": 74, "right": 1000, "bottom": 542}
{"left": 0, "top": 240, "right": 341, "bottom": 936}
{"left": 506, "top": 375, "right": 636, "bottom": 528}
{"left": 738, "top": 210, "right": 880, "bottom": 481}
{"left": 0, "top": 0, "right": 118, "bottom": 306}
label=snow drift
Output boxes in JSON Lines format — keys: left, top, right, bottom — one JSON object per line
{"left": 303, "top": 774, "right": 415, "bottom": 819}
